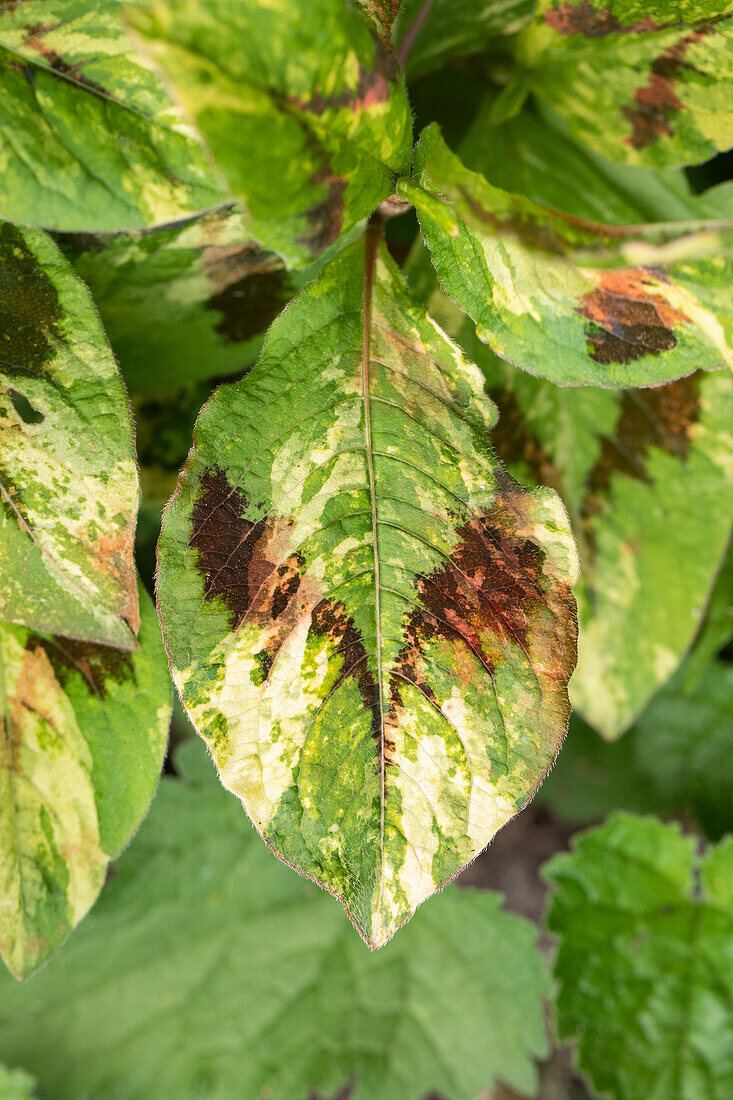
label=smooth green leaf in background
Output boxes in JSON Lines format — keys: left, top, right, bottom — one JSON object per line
{"left": 521, "top": 1, "right": 733, "bottom": 168}
{"left": 0, "top": 0, "right": 224, "bottom": 232}
{"left": 0, "top": 740, "right": 551, "bottom": 1100}
{"left": 0, "top": 223, "right": 140, "bottom": 649}
{"left": 408, "top": 124, "right": 733, "bottom": 387}
{"left": 0, "top": 1066, "right": 36, "bottom": 1100}
{"left": 0, "top": 585, "right": 170, "bottom": 980}
{"left": 545, "top": 814, "right": 733, "bottom": 1100}
{"left": 129, "top": 0, "right": 413, "bottom": 267}
{"left": 157, "top": 231, "right": 578, "bottom": 948}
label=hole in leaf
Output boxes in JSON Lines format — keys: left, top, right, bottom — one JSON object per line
{"left": 8, "top": 387, "right": 44, "bottom": 424}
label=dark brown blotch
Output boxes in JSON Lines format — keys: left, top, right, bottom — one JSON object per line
{"left": 577, "top": 268, "right": 690, "bottom": 365}
{"left": 43, "top": 636, "right": 134, "bottom": 700}
{"left": 208, "top": 263, "right": 291, "bottom": 344}
{"left": 22, "top": 21, "right": 109, "bottom": 99}
{"left": 544, "top": 2, "right": 670, "bottom": 37}
{"left": 299, "top": 168, "right": 347, "bottom": 255}
{"left": 0, "top": 223, "right": 62, "bottom": 377}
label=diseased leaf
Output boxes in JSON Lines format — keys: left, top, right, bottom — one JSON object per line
{"left": 0, "top": 224, "right": 140, "bottom": 648}
{"left": 128, "top": 0, "right": 413, "bottom": 267}
{"left": 0, "top": 0, "right": 224, "bottom": 232}
{"left": 545, "top": 814, "right": 733, "bottom": 1100}
{"left": 57, "top": 207, "right": 298, "bottom": 392}
{"left": 355, "top": 0, "right": 402, "bottom": 39}
{"left": 0, "top": 585, "right": 171, "bottom": 980}
{"left": 522, "top": 1, "right": 733, "bottom": 168}
{"left": 157, "top": 230, "right": 578, "bottom": 948}
{"left": 0, "top": 1065, "right": 36, "bottom": 1100}
{"left": 392, "top": 0, "right": 535, "bottom": 79}
{"left": 408, "top": 125, "right": 733, "bottom": 387}
{"left": 0, "top": 739, "right": 551, "bottom": 1100}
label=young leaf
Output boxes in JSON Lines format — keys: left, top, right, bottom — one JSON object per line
{"left": 0, "top": 585, "right": 171, "bottom": 981}
{"left": 128, "top": 0, "right": 413, "bottom": 267}
{"left": 0, "top": 740, "right": 551, "bottom": 1100}
{"left": 408, "top": 125, "right": 733, "bottom": 387}
{"left": 57, "top": 207, "right": 297, "bottom": 392}
{"left": 0, "top": 224, "right": 140, "bottom": 648}
{"left": 545, "top": 814, "right": 733, "bottom": 1100}
{"left": 522, "top": 1, "right": 733, "bottom": 168}
{"left": 157, "top": 230, "right": 578, "bottom": 948}
{"left": 0, "top": 0, "right": 224, "bottom": 232}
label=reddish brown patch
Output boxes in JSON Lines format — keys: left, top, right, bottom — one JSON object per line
{"left": 299, "top": 167, "right": 347, "bottom": 254}
{"left": 296, "top": 38, "right": 398, "bottom": 115}
{"left": 577, "top": 268, "right": 690, "bottom": 365}
{"left": 544, "top": 2, "right": 668, "bottom": 37}
{"left": 22, "top": 22, "right": 109, "bottom": 98}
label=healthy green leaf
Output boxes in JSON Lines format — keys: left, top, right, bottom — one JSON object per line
{"left": 408, "top": 124, "right": 733, "bottom": 387}
{"left": 545, "top": 814, "right": 733, "bottom": 1100}
{"left": 128, "top": 0, "right": 413, "bottom": 267}
{"left": 0, "top": 0, "right": 224, "bottom": 232}
{"left": 521, "top": 1, "right": 733, "bottom": 168}
{"left": 0, "top": 1066, "right": 36, "bottom": 1100}
{"left": 0, "top": 584, "right": 171, "bottom": 980}
{"left": 0, "top": 739, "right": 551, "bottom": 1100}
{"left": 57, "top": 207, "right": 297, "bottom": 392}
{"left": 157, "top": 230, "right": 578, "bottom": 948}
{"left": 0, "top": 223, "right": 140, "bottom": 648}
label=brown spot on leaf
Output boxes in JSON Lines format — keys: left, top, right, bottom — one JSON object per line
{"left": 577, "top": 268, "right": 690, "bottom": 365}
{"left": 299, "top": 168, "right": 347, "bottom": 255}
{"left": 41, "top": 635, "right": 134, "bottom": 700}
{"left": 488, "top": 387, "right": 560, "bottom": 491}
{"left": 22, "top": 21, "right": 109, "bottom": 98}
{"left": 544, "top": 2, "right": 669, "bottom": 37}
{"left": 0, "top": 223, "right": 62, "bottom": 377}
{"left": 293, "top": 37, "right": 398, "bottom": 115}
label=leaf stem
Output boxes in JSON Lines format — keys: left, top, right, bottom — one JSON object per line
{"left": 397, "top": 0, "right": 434, "bottom": 68}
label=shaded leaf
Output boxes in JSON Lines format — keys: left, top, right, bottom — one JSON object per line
{"left": 545, "top": 814, "right": 733, "bottom": 1100}
{"left": 393, "top": 0, "right": 534, "bottom": 79}
{"left": 0, "top": 585, "right": 171, "bottom": 980}
{"left": 0, "top": 739, "right": 550, "bottom": 1100}
{"left": 0, "top": 224, "right": 140, "bottom": 648}
{"left": 157, "top": 231, "right": 578, "bottom": 948}
{"left": 0, "top": 0, "right": 224, "bottom": 231}
{"left": 128, "top": 0, "right": 412, "bottom": 267}
{"left": 408, "top": 124, "right": 733, "bottom": 387}
{"left": 522, "top": 1, "right": 733, "bottom": 168}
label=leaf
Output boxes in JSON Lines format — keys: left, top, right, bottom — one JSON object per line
{"left": 0, "top": 1066, "right": 36, "bottom": 1100}
{"left": 0, "top": 584, "right": 171, "bottom": 980}
{"left": 157, "top": 230, "right": 578, "bottom": 948}
{"left": 392, "top": 0, "right": 535, "bottom": 79}
{"left": 522, "top": 1, "right": 733, "bottom": 168}
{"left": 408, "top": 124, "right": 733, "bottom": 387}
{"left": 57, "top": 207, "right": 298, "bottom": 392}
{"left": 128, "top": 0, "right": 413, "bottom": 267}
{"left": 0, "top": 0, "right": 224, "bottom": 232}
{"left": 354, "top": 0, "right": 402, "bottom": 39}
{"left": 544, "top": 814, "right": 733, "bottom": 1100}
{"left": 0, "top": 739, "right": 551, "bottom": 1100}
{"left": 0, "top": 223, "right": 141, "bottom": 648}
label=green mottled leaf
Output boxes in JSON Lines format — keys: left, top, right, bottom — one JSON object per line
{"left": 0, "top": 585, "right": 170, "bottom": 980}
{"left": 408, "top": 124, "right": 733, "bottom": 387}
{"left": 0, "top": 1066, "right": 36, "bottom": 1100}
{"left": 128, "top": 0, "right": 412, "bottom": 267}
{"left": 57, "top": 207, "right": 297, "bottom": 392}
{"left": 393, "top": 0, "right": 534, "bottom": 79}
{"left": 157, "top": 230, "right": 578, "bottom": 947}
{"left": 522, "top": 1, "right": 733, "bottom": 168}
{"left": 545, "top": 814, "right": 733, "bottom": 1100}
{"left": 355, "top": 0, "right": 401, "bottom": 38}
{"left": 0, "top": 0, "right": 224, "bottom": 232}
{"left": 0, "top": 223, "right": 140, "bottom": 648}
{"left": 0, "top": 739, "right": 550, "bottom": 1100}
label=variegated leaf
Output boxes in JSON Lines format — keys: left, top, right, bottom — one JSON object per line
{"left": 0, "top": 224, "right": 140, "bottom": 648}
{"left": 128, "top": 0, "right": 413, "bottom": 268}
{"left": 0, "top": 584, "right": 171, "bottom": 980}
{"left": 408, "top": 125, "right": 733, "bottom": 387}
{"left": 393, "top": 0, "right": 535, "bottom": 78}
{"left": 355, "top": 0, "right": 402, "bottom": 39}
{"left": 157, "top": 232, "right": 578, "bottom": 947}
{"left": 521, "top": 1, "right": 733, "bottom": 168}
{"left": 0, "top": 0, "right": 224, "bottom": 232}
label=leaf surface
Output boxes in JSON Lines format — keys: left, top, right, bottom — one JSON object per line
{"left": 522, "top": 1, "right": 733, "bottom": 168}
{"left": 0, "top": 1066, "right": 36, "bottom": 1100}
{"left": 0, "top": 739, "right": 550, "bottom": 1100}
{"left": 409, "top": 125, "right": 733, "bottom": 387}
{"left": 0, "top": 585, "right": 171, "bottom": 980}
{"left": 393, "top": 0, "right": 534, "bottom": 78}
{"left": 128, "top": 0, "right": 413, "bottom": 267}
{"left": 0, "top": 0, "right": 224, "bottom": 231}
{"left": 0, "top": 224, "right": 140, "bottom": 647}
{"left": 545, "top": 814, "right": 733, "bottom": 1100}
{"left": 157, "top": 231, "right": 578, "bottom": 947}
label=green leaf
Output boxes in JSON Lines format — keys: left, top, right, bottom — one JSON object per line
{"left": 0, "top": 739, "right": 550, "bottom": 1100}
{"left": 0, "top": 0, "right": 224, "bottom": 232}
{"left": 522, "top": 1, "right": 733, "bottom": 169}
{"left": 0, "top": 1066, "right": 36, "bottom": 1100}
{"left": 0, "top": 584, "right": 171, "bottom": 981}
{"left": 157, "top": 230, "right": 578, "bottom": 948}
{"left": 0, "top": 223, "right": 140, "bottom": 648}
{"left": 354, "top": 0, "right": 401, "bottom": 38}
{"left": 128, "top": 0, "right": 413, "bottom": 267}
{"left": 57, "top": 207, "right": 298, "bottom": 392}
{"left": 544, "top": 814, "right": 733, "bottom": 1100}
{"left": 409, "top": 124, "right": 733, "bottom": 387}
{"left": 392, "top": 0, "right": 535, "bottom": 79}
